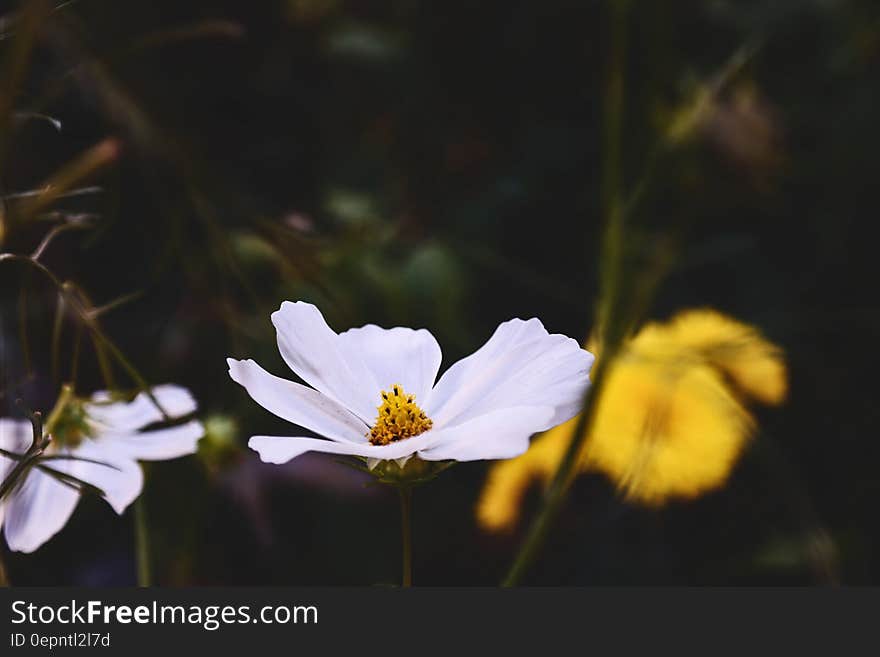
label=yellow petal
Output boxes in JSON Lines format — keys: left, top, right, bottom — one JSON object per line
{"left": 657, "top": 309, "right": 787, "bottom": 405}
{"left": 585, "top": 353, "right": 753, "bottom": 505}
{"left": 475, "top": 416, "right": 578, "bottom": 531}
{"left": 476, "top": 308, "right": 788, "bottom": 526}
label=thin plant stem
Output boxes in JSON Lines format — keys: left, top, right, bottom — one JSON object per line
{"left": 17, "top": 268, "right": 32, "bottom": 376}
{"left": 0, "top": 410, "right": 50, "bottom": 502}
{"left": 503, "top": 0, "right": 630, "bottom": 586}
{"left": 501, "top": 354, "right": 616, "bottom": 587}
{"left": 596, "top": 0, "right": 630, "bottom": 347}
{"left": 69, "top": 323, "right": 83, "bottom": 385}
{"left": 51, "top": 291, "right": 65, "bottom": 384}
{"left": 0, "top": 549, "right": 8, "bottom": 586}
{"left": 0, "top": 256, "right": 166, "bottom": 416}
{"left": 0, "top": 254, "right": 168, "bottom": 589}
{"left": 15, "top": 139, "right": 120, "bottom": 223}
{"left": 501, "top": 24, "right": 762, "bottom": 585}
{"left": 0, "top": 0, "right": 49, "bottom": 173}
{"left": 43, "top": 384, "right": 74, "bottom": 435}
{"left": 134, "top": 496, "right": 152, "bottom": 587}
{"left": 399, "top": 486, "right": 413, "bottom": 588}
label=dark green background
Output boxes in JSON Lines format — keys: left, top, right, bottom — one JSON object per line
{"left": 0, "top": 0, "right": 876, "bottom": 584}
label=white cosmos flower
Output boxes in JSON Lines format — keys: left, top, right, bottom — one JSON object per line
{"left": 0, "top": 385, "right": 204, "bottom": 553}
{"left": 229, "top": 301, "right": 594, "bottom": 469}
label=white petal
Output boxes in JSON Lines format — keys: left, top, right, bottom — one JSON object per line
{"left": 3, "top": 467, "right": 80, "bottom": 553}
{"left": 102, "top": 420, "right": 205, "bottom": 461}
{"left": 87, "top": 384, "right": 197, "bottom": 431}
{"left": 227, "top": 358, "right": 368, "bottom": 443}
{"left": 0, "top": 422, "right": 147, "bottom": 552}
{"left": 0, "top": 418, "right": 31, "bottom": 480}
{"left": 418, "top": 405, "right": 554, "bottom": 461}
{"left": 0, "top": 417, "right": 31, "bottom": 449}
{"left": 271, "top": 301, "right": 379, "bottom": 422}
{"left": 248, "top": 405, "right": 553, "bottom": 465}
{"left": 426, "top": 318, "right": 593, "bottom": 430}
{"left": 248, "top": 427, "right": 446, "bottom": 464}
{"left": 0, "top": 419, "right": 36, "bottom": 540}
{"left": 338, "top": 325, "right": 442, "bottom": 405}
{"left": 49, "top": 442, "right": 143, "bottom": 515}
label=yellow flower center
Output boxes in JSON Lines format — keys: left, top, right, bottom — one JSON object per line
{"left": 368, "top": 384, "right": 433, "bottom": 446}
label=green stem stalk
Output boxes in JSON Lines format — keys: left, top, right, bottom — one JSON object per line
{"left": 43, "top": 384, "right": 74, "bottom": 436}
{"left": 502, "top": 0, "right": 630, "bottom": 586}
{"left": 0, "top": 549, "right": 8, "bottom": 587}
{"left": 399, "top": 486, "right": 413, "bottom": 588}
{"left": 502, "top": 2, "right": 761, "bottom": 589}
{"left": 134, "top": 496, "right": 152, "bottom": 587}
{"left": 596, "top": 0, "right": 630, "bottom": 344}
{"left": 501, "top": 353, "right": 617, "bottom": 586}
{"left": 0, "top": 410, "right": 50, "bottom": 502}
{"left": 17, "top": 269, "right": 32, "bottom": 377}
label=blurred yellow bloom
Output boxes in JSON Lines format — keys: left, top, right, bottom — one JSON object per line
{"left": 641, "top": 310, "right": 787, "bottom": 405}
{"left": 477, "top": 309, "right": 787, "bottom": 531}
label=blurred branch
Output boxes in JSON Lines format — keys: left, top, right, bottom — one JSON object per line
{"left": 31, "top": 216, "right": 92, "bottom": 260}
{"left": 0, "top": 447, "right": 120, "bottom": 470}
{"left": 0, "top": 251, "right": 168, "bottom": 419}
{"left": 50, "top": 289, "right": 65, "bottom": 382}
{"left": 63, "top": 281, "right": 168, "bottom": 419}
{"left": 501, "top": 2, "right": 764, "bottom": 586}
{"left": 12, "top": 111, "right": 62, "bottom": 131}
{"left": 134, "top": 496, "right": 151, "bottom": 586}
{"left": 85, "top": 289, "right": 143, "bottom": 320}
{"left": 0, "top": 397, "right": 52, "bottom": 587}
{"left": 4, "top": 185, "right": 102, "bottom": 201}
{"left": 14, "top": 139, "right": 120, "bottom": 223}
{"left": 0, "top": 0, "right": 50, "bottom": 172}
{"left": 0, "top": 403, "right": 49, "bottom": 502}
{"left": 69, "top": 320, "right": 83, "bottom": 385}
{"left": 0, "top": 0, "right": 77, "bottom": 41}
{"left": 17, "top": 265, "right": 32, "bottom": 375}
{"left": 595, "top": 0, "right": 629, "bottom": 346}
{"left": 502, "top": 32, "right": 766, "bottom": 584}
{"left": 130, "top": 20, "right": 245, "bottom": 52}
{"left": 54, "top": 26, "right": 265, "bottom": 316}
{"left": 20, "top": 14, "right": 299, "bottom": 334}
{"left": 503, "top": 0, "right": 632, "bottom": 586}
{"left": 42, "top": 379, "right": 73, "bottom": 435}
{"left": 35, "top": 464, "right": 106, "bottom": 495}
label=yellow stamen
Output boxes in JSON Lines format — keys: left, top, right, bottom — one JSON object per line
{"left": 368, "top": 384, "right": 433, "bottom": 446}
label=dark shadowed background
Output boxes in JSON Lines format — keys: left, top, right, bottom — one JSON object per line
{"left": 0, "top": 0, "right": 877, "bottom": 584}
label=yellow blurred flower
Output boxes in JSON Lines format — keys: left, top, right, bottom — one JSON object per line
{"left": 476, "top": 309, "right": 787, "bottom": 531}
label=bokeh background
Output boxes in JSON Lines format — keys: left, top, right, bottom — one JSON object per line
{"left": 1, "top": 0, "right": 877, "bottom": 584}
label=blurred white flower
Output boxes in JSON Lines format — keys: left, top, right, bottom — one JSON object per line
{"left": 229, "top": 301, "right": 593, "bottom": 469}
{"left": 0, "top": 385, "right": 204, "bottom": 553}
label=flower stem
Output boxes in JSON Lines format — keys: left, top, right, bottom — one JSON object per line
{"left": 501, "top": 354, "right": 613, "bottom": 586}
{"left": 398, "top": 486, "right": 413, "bottom": 587}
{"left": 0, "top": 409, "right": 50, "bottom": 502}
{"left": 134, "top": 496, "right": 152, "bottom": 587}
{"left": 43, "top": 384, "right": 74, "bottom": 436}
{"left": 0, "top": 549, "right": 9, "bottom": 587}
{"left": 502, "top": 0, "right": 630, "bottom": 587}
